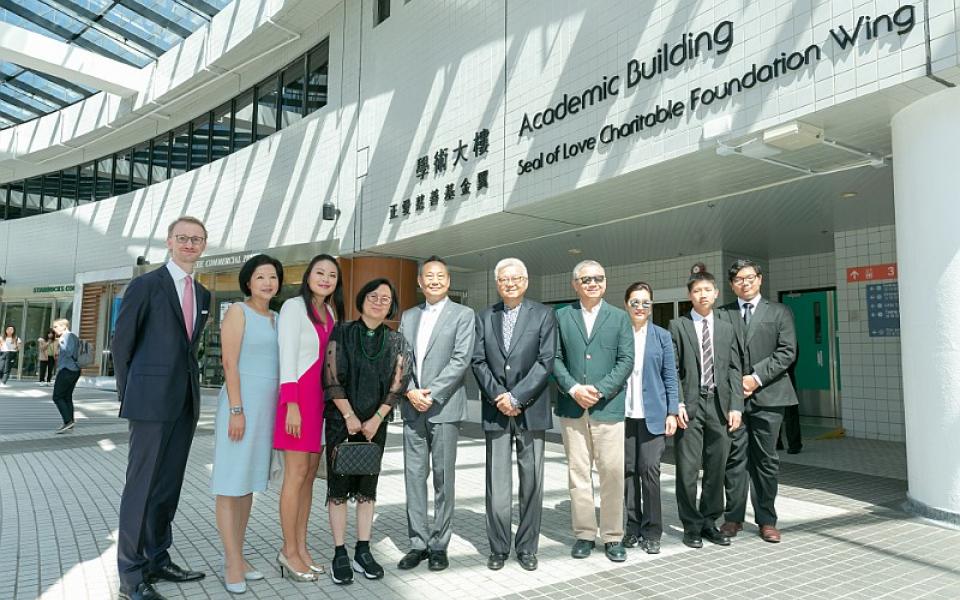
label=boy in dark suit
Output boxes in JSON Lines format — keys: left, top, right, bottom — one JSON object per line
{"left": 669, "top": 263, "right": 743, "bottom": 549}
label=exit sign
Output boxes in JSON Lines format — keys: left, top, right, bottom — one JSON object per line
{"left": 846, "top": 263, "right": 896, "bottom": 283}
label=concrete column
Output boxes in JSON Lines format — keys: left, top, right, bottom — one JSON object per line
{"left": 891, "top": 86, "right": 960, "bottom": 523}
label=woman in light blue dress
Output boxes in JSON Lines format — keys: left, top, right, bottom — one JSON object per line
{"left": 211, "top": 254, "right": 284, "bottom": 594}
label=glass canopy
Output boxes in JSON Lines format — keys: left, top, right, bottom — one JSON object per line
{"left": 0, "top": 0, "right": 232, "bottom": 129}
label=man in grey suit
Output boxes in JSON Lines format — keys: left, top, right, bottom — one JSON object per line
{"left": 398, "top": 256, "right": 476, "bottom": 571}
{"left": 719, "top": 259, "right": 798, "bottom": 544}
{"left": 472, "top": 258, "right": 556, "bottom": 572}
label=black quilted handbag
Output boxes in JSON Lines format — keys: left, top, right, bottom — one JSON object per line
{"left": 332, "top": 438, "right": 382, "bottom": 476}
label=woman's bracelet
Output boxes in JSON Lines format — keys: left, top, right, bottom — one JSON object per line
{"left": 376, "top": 408, "right": 387, "bottom": 421}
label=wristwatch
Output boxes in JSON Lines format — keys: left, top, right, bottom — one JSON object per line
{"left": 229, "top": 406, "right": 243, "bottom": 415}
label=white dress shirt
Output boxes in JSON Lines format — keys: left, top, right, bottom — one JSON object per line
{"left": 166, "top": 261, "right": 197, "bottom": 319}
{"left": 415, "top": 296, "right": 448, "bottom": 383}
{"left": 625, "top": 325, "right": 648, "bottom": 419}
{"left": 581, "top": 299, "right": 603, "bottom": 338}
{"left": 690, "top": 309, "right": 715, "bottom": 388}
{"left": 738, "top": 295, "right": 763, "bottom": 387}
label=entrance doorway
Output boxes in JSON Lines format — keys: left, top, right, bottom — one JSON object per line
{"left": 650, "top": 287, "right": 692, "bottom": 330}
{"left": 781, "top": 289, "right": 841, "bottom": 424}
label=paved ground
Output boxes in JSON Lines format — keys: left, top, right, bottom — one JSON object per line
{"left": 0, "top": 381, "right": 958, "bottom": 599}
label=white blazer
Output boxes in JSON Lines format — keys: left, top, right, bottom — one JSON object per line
{"left": 278, "top": 296, "right": 334, "bottom": 405}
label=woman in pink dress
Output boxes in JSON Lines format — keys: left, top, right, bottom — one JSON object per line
{"left": 274, "top": 254, "right": 343, "bottom": 581}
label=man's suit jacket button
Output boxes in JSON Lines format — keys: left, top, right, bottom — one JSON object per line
{"left": 586, "top": 354, "right": 592, "bottom": 360}
{"left": 505, "top": 365, "right": 511, "bottom": 371}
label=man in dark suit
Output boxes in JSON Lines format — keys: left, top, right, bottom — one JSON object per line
{"left": 669, "top": 264, "right": 743, "bottom": 549}
{"left": 718, "top": 259, "right": 798, "bottom": 544}
{"left": 472, "top": 258, "right": 556, "bottom": 572}
{"left": 553, "top": 260, "right": 634, "bottom": 562}
{"left": 113, "top": 216, "right": 212, "bottom": 600}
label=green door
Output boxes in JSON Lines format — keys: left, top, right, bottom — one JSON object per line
{"left": 781, "top": 290, "right": 840, "bottom": 421}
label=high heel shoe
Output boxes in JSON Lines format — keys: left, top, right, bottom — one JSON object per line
{"left": 308, "top": 563, "right": 325, "bottom": 574}
{"left": 223, "top": 569, "right": 247, "bottom": 595}
{"left": 277, "top": 551, "right": 317, "bottom": 582}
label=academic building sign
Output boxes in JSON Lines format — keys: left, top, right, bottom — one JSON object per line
{"left": 516, "top": 5, "right": 916, "bottom": 176}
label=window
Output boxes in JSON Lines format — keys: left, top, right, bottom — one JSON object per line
{"left": 78, "top": 162, "right": 95, "bottom": 204}
{"left": 114, "top": 149, "right": 134, "bottom": 196}
{"left": 375, "top": 0, "right": 390, "bottom": 25}
{"left": 190, "top": 113, "right": 213, "bottom": 169}
{"left": 131, "top": 141, "right": 151, "bottom": 191}
{"left": 151, "top": 133, "right": 171, "bottom": 183}
{"left": 306, "top": 42, "right": 329, "bottom": 114}
{"left": 171, "top": 126, "right": 190, "bottom": 177}
{"left": 280, "top": 57, "right": 306, "bottom": 128}
{"left": 255, "top": 75, "right": 279, "bottom": 141}
{"left": 60, "top": 167, "right": 79, "bottom": 208}
{"left": 42, "top": 173, "right": 60, "bottom": 212}
{"left": 7, "top": 181, "right": 23, "bottom": 219}
{"left": 94, "top": 156, "right": 115, "bottom": 201}
{"left": 234, "top": 90, "right": 254, "bottom": 151}
{"left": 24, "top": 177, "right": 42, "bottom": 216}
{"left": 211, "top": 101, "right": 233, "bottom": 159}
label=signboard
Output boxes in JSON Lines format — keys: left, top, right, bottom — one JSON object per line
{"left": 866, "top": 282, "right": 900, "bottom": 337}
{"left": 846, "top": 263, "right": 897, "bottom": 283}
{"left": 32, "top": 284, "right": 75, "bottom": 294}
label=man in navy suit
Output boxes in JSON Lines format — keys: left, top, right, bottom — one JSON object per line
{"left": 114, "top": 217, "right": 212, "bottom": 600}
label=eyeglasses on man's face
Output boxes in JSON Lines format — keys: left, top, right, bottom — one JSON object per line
{"left": 578, "top": 275, "right": 606, "bottom": 285}
{"left": 496, "top": 275, "right": 527, "bottom": 285}
{"left": 628, "top": 299, "right": 652, "bottom": 310}
{"left": 365, "top": 293, "right": 393, "bottom": 306}
{"left": 733, "top": 274, "right": 758, "bottom": 286}
{"left": 172, "top": 234, "right": 206, "bottom": 245}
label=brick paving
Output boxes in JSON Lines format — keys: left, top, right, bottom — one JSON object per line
{"left": 0, "top": 381, "right": 958, "bottom": 599}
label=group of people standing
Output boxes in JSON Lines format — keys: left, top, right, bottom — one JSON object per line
{"left": 111, "top": 215, "right": 798, "bottom": 600}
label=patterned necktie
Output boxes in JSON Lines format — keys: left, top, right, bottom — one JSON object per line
{"left": 701, "top": 318, "right": 715, "bottom": 388}
{"left": 502, "top": 307, "right": 518, "bottom": 352}
{"left": 183, "top": 275, "right": 195, "bottom": 340}
{"left": 743, "top": 302, "right": 753, "bottom": 326}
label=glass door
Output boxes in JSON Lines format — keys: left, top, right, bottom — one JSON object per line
{"left": 3, "top": 303, "right": 25, "bottom": 379}
{"left": 23, "top": 302, "right": 55, "bottom": 380}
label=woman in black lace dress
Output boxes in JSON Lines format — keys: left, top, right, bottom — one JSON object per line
{"left": 322, "top": 278, "right": 409, "bottom": 584}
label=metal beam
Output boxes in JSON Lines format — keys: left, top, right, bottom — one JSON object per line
{"left": 0, "top": 91, "right": 51, "bottom": 116}
{"left": 175, "top": 0, "right": 220, "bottom": 19}
{"left": 27, "top": 69, "right": 91, "bottom": 96}
{"left": 43, "top": 0, "right": 165, "bottom": 58}
{"left": 0, "top": 22, "right": 145, "bottom": 96}
{"left": 3, "top": 77, "right": 71, "bottom": 108}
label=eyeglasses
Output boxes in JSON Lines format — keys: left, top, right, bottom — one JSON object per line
{"left": 577, "top": 275, "right": 606, "bottom": 285}
{"left": 365, "top": 293, "right": 393, "bottom": 305}
{"left": 628, "top": 299, "right": 652, "bottom": 310}
{"left": 496, "top": 275, "right": 527, "bottom": 285}
{"left": 172, "top": 234, "right": 206, "bottom": 245}
{"left": 733, "top": 274, "right": 758, "bottom": 285}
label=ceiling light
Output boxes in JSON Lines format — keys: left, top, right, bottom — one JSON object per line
{"left": 568, "top": 248, "right": 582, "bottom": 255}
{"left": 739, "top": 139, "right": 782, "bottom": 159}
{"left": 840, "top": 192, "right": 857, "bottom": 198}
{"left": 763, "top": 121, "right": 824, "bottom": 151}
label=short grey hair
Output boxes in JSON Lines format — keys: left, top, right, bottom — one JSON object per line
{"left": 572, "top": 259, "right": 604, "bottom": 280}
{"left": 494, "top": 258, "right": 528, "bottom": 279}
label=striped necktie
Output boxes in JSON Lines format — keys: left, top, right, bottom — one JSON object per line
{"left": 701, "top": 318, "right": 715, "bottom": 389}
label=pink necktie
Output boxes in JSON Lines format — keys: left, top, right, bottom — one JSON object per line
{"left": 183, "top": 275, "right": 195, "bottom": 340}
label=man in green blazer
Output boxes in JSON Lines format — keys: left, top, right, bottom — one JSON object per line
{"left": 718, "top": 259, "right": 798, "bottom": 544}
{"left": 554, "top": 260, "right": 634, "bottom": 562}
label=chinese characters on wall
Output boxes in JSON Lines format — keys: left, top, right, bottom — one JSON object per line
{"left": 390, "top": 128, "right": 491, "bottom": 220}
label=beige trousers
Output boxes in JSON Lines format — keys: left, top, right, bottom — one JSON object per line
{"left": 560, "top": 414, "right": 625, "bottom": 543}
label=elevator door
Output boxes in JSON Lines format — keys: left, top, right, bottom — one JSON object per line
{"left": 781, "top": 290, "right": 840, "bottom": 421}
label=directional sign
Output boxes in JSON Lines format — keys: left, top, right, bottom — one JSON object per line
{"left": 846, "top": 263, "right": 896, "bottom": 284}
{"left": 866, "top": 282, "right": 900, "bottom": 337}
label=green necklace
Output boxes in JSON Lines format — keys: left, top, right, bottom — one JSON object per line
{"left": 357, "top": 324, "right": 387, "bottom": 361}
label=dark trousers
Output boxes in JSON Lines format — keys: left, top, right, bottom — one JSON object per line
{"left": 675, "top": 390, "right": 731, "bottom": 533}
{"left": 779, "top": 404, "right": 803, "bottom": 451}
{"left": 724, "top": 404, "right": 785, "bottom": 526}
{"left": 0, "top": 351, "right": 15, "bottom": 383}
{"left": 624, "top": 418, "right": 666, "bottom": 540}
{"left": 52, "top": 368, "right": 81, "bottom": 425}
{"left": 485, "top": 421, "right": 545, "bottom": 555}
{"left": 38, "top": 359, "right": 55, "bottom": 383}
{"left": 117, "top": 399, "right": 197, "bottom": 589}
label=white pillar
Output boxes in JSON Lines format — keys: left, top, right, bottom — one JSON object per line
{"left": 891, "top": 86, "right": 960, "bottom": 523}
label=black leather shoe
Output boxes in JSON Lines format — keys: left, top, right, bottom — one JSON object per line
{"left": 621, "top": 534, "right": 640, "bottom": 548}
{"left": 118, "top": 582, "right": 166, "bottom": 600}
{"left": 641, "top": 539, "right": 661, "bottom": 554}
{"left": 604, "top": 542, "right": 627, "bottom": 562}
{"left": 787, "top": 447, "right": 802, "bottom": 454}
{"left": 397, "top": 549, "right": 429, "bottom": 570}
{"left": 487, "top": 553, "right": 508, "bottom": 570}
{"left": 701, "top": 526, "right": 731, "bottom": 546}
{"left": 570, "top": 539, "right": 595, "bottom": 559}
{"left": 147, "top": 562, "right": 205, "bottom": 583}
{"left": 516, "top": 552, "right": 538, "bottom": 571}
{"left": 682, "top": 531, "right": 703, "bottom": 548}
{"left": 428, "top": 550, "right": 449, "bottom": 571}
